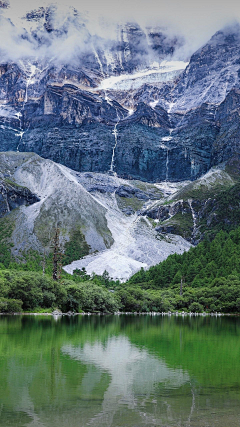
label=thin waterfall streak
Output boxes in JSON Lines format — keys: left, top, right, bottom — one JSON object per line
{"left": 15, "top": 112, "right": 23, "bottom": 152}
{"left": 24, "top": 64, "right": 36, "bottom": 104}
{"left": 184, "top": 146, "right": 187, "bottom": 159}
{"left": 110, "top": 110, "right": 120, "bottom": 173}
{"left": 165, "top": 148, "right": 169, "bottom": 181}
{"left": 110, "top": 124, "right": 118, "bottom": 172}
{"left": 15, "top": 63, "right": 36, "bottom": 151}
{"left": 188, "top": 199, "right": 197, "bottom": 237}
{"left": 16, "top": 131, "right": 24, "bottom": 152}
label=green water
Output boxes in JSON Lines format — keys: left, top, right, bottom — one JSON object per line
{"left": 0, "top": 315, "right": 240, "bottom": 427}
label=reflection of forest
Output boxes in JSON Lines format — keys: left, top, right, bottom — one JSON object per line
{"left": 0, "top": 315, "right": 240, "bottom": 426}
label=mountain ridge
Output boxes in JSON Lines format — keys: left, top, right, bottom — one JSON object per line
{"left": 0, "top": 12, "right": 240, "bottom": 181}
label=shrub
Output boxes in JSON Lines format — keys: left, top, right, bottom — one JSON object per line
{"left": 189, "top": 302, "right": 204, "bottom": 313}
{"left": 0, "top": 298, "right": 23, "bottom": 313}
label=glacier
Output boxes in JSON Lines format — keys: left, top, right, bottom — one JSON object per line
{"left": 98, "top": 61, "right": 189, "bottom": 91}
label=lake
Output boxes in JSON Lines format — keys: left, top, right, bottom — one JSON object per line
{"left": 0, "top": 314, "right": 240, "bottom": 426}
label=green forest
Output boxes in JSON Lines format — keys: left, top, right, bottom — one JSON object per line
{"left": 1, "top": 227, "right": 240, "bottom": 314}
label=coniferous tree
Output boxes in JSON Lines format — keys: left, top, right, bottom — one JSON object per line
{"left": 51, "top": 224, "right": 63, "bottom": 281}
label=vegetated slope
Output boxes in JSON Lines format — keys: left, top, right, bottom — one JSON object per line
{"left": 115, "top": 227, "right": 240, "bottom": 313}
{"left": 128, "top": 228, "right": 240, "bottom": 289}
{"left": 1, "top": 218, "right": 240, "bottom": 314}
{"left": 140, "top": 157, "right": 240, "bottom": 244}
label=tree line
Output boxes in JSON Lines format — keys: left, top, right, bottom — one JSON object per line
{"left": 1, "top": 227, "right": 240, "bottom": 313}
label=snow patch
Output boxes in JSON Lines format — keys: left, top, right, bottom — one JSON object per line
{"left": 128, "top": 108, "right": 134, "bottom": 116}
{"left": 0, "top": 105, "right": 19, "bottom": 119}
{"left": 98, "top": 61, "right": 188, "bottom": 91}
{"left": 149, "top": 100, "right": 158, "bottom": 109}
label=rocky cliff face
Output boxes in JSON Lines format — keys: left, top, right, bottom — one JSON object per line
{"left": 0, "top": 178, "right": 39, "bottom": 218}
{"left": 170, "top": 27, "right": 240, "bottom": 111}
{"left": 0, "top": 5, "right": 239, "bottom": 182}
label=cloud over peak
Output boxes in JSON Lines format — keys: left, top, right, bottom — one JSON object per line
{"left": 0, "top": 0, "right": 239, "bottom": 66}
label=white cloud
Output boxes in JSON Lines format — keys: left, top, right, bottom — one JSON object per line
{"left": 0, "top": 0, "right": 239, "bottom": 64}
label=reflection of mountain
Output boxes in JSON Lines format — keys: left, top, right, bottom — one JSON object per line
{"left": 1, "top": 316, "right": 240, "bottom": 426}
{"left": 62, "top": 336, "right": 190, "bottom": 426}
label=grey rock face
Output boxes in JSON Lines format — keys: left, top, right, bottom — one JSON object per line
{"left": 171, "top": 25, "right": 240, "bottom": 111}
{"left": 0, "top": 178, "right": 40, "bottom": 218}
{"left": 212, "top": 89, "right": 240, "bottom": 164}
{"left": 0, "top": 17, "right": 240, "bottom": 182}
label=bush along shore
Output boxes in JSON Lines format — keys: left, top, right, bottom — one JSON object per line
{"left": 1, "top": 227, "right": 240, "bottom": 315}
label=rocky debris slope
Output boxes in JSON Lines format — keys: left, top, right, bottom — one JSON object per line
{"left": 0, "top": 152, "right": 113, "bottom": 256}
{"left": 1, "top": 151, "right": 239, "bottom": 279}
{"left": 63, "top": 189, "right": 191, "bottom": 281}
{"left": 0, "top": 152, "right": 192, "bottom": 280}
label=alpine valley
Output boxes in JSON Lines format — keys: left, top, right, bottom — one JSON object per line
{"left": 1, "top": 2, "right": 240, "bottom": 282}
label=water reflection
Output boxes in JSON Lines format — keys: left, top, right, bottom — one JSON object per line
{"left": 0, "top": 315, "right": 240, "bottom": 427}
{"left": 62, "top": 336, "right": 190, "bottom": 426}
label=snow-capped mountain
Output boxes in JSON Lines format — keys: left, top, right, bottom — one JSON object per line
{"left": 0, "top": 3, "right": 240, "bottom": 184}
{"left": 1, "top": 3, "right": 240, "bottom": 280}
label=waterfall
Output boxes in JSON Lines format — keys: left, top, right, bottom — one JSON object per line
{"left": 15, "top": 112, "right": 24, "bottom": 152}
{"left": 110, "top": 112, "right": 120, "bottom": 173}
{"left": 24, "top": 64, "right": 36, "bottom": 103}
{"left": 5, "top": 197, "right": 10, "bottom": 213}
{"left": 16, "top": 131, "right": 24, "bottom": 152}
{"left": 184, "top": 146, "right": 187, "bottom": 159}
{"left": 160, "top": 144, "right": 170, "bottom": 181}
{"left": 188, "top": 199, "right": 197, "bottom": 238}
{"left": 15, "top": 109, "right": 24, "bottom": 152}
{"left": 14, "top": 62, "right": 37, "bottom": 152}
{"left": 165, "top": 148, "right": 169, "bottom": 181}
{"left": 191, "top": 158, "right": 195, "bottom": 177}
{"left": 161, "top": 129, "right": 174, "bottom": 181}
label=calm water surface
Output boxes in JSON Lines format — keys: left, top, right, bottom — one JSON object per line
{"left": 0, "top": 315, "right": 240, "bottom": 427}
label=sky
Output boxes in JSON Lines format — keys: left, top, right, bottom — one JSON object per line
{"left": 0, "top": 0, "right": 239, "bottom": 63}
